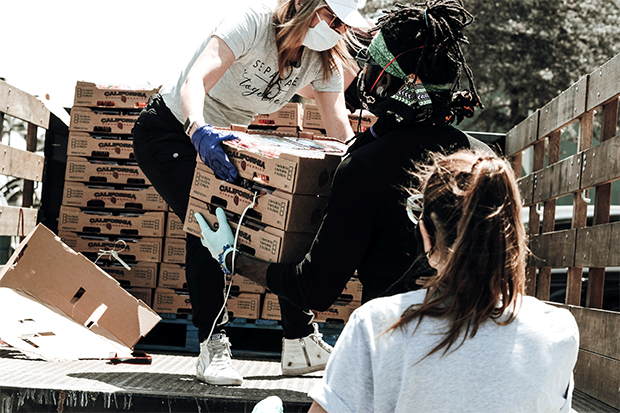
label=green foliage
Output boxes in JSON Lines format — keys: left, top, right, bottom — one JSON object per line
{"left": 360, "top": 0, "right": 620, "bottom": 132}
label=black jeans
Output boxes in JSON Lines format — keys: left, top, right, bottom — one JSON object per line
{"left": 132, "top": 94, "right": 313, "bottom": 341}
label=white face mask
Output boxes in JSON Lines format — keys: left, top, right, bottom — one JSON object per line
{"left": 302, "top": 14, "right": 343, "bottom": 52}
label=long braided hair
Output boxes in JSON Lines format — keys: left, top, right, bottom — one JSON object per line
{"left": 348, "top": 0, "right": 482, "bottom": 152}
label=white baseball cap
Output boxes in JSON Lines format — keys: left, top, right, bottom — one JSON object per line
{"left": 325, "top": 0, "right": 371, "bottom": 29}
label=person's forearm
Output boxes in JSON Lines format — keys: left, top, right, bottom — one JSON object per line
{"left": 226, "top": 252, "right": 271, "bottom": 289}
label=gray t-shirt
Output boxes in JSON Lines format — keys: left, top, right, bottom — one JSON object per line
{"left": 309, "top": 291, "right": 579, "bottom": 413}
{"left": 160, "top": 0, "right": 343, "bottom": 128}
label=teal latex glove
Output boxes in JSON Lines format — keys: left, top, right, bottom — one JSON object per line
{"left": 251, "top": 396, "right": 283, "bottom": 413}
{"left": 194, "top": 208, "right": 234, "bottom": 260}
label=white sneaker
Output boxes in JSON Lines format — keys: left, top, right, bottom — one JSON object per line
{"left": 196, "top": 332, "right": 243, "bottom": 386}
{"left": 281, "top": 323, "right": 333, "bottom": 375}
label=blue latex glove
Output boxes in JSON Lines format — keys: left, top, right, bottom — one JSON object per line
{"left": 194, "top": 209, "right": 234, "bottom": 260}
{"left": 191, "top": 124, "right": 239, "bottom": 183}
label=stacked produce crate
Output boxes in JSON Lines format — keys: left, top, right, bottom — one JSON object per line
{"left": 183, "top": 119, "right": 364, "bottom": 325}
{"left": 58, "top": 81, "right": 163, "bottom": 308}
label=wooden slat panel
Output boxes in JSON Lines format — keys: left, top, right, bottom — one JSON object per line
{"left": 587, "top": 52, "right": 620, "bottom": 111}
{"left": 0, "top": 206, "right": 38, "bottom": 236}
{"left": 574, "top": 350, "right": 620, "bottom": 409}
{"left": 575, "top": 222, "right": 620, "bottom": 267}
{"left": 570, "top": 305, "right": 620, "bottom": 359}
{"left": 0, "top": 80, "right": 50, "bottom": 128}
{"left": 538, "top": 77, "right": 587, "bottom": 139}
{"left": 609, "top": 222, "right": 620, "bottom": 267}
{"left": 580, "top": 135, "right": 620, "bottom": 189}
{"left": 517, "top": 174, "right": 535, "bottom": 206}
{"left": 0, "top": 143, "right": 44, "bottom": 182}
{"left": 532, "top": 154, "right": 582, "bottom": 203}
{"left": 528, "top": 229, "right": 576, "bottom": 267}
{"left": 505, "top": 110, "right": 539, "bottom": 157}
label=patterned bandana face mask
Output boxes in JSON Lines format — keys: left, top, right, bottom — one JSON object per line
{"left": 363, "top": 30, "right": 453, "bottom": 114}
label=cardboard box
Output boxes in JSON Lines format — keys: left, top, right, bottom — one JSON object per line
{"left": 191, "top": 165, "right": 328, "bottom": 232}
{"left": 58, "top": 205, "right": 165, "bottom": 238}
{"left": 341, "top": 277, "right": 363, "bottom": 302}
{"left": 152, "top": 288, "right": 192, "bottom": 314}
{"left": 227, "top": 292, "right": 261, "bottom": 319}
{"left": 227, "top": 274, "right": 266, "bottom": 294}
{"left": 62, "top": 181, "right": 167, "bottom": 211}
{"left": 302, "top": 103, "right": 324, "bottom": 130}
{"left": 163, "top": 237, "right": 186, "bottom": 264}
{"left": 99, "top": 261, "right": 158, "bottom": 289}
{"left": 348, "top": 111, "right": 378, "bottom": 132}
{"left": 65, "top": 156, "right": 150, "bottom": 185}
{"left": 125, "top": 287, "right": 154, "bottom": 307}
{"left": 70, "top": 106, "right": 139, "bottom": 134}
{"left": 158, "top": 263, "right": 186, "bottom": 289}
{"left": 313, "top": 299, "right": 361, "bottom": 324}
{"left": 185, "top": 198, "right": 315, "bottom": 263}
{"left": 59, "top": 231, "right": 163, "bottom": 263}
{"left": 73, "top": 81, "right": 159, "bottom": 109}
{"left": 220, "top": 131, "right": 346, "bottom": 195}
{"left": 261, "top": 293, "right": 281, "bottom": 320}
{"left": 0, "top": 224, "right": 161, "bottom": 360}
{"left": 303, "top": 104, "right": 378, "bottom": 132}
{"left": 250, "top": 102, "right": 302, "bottom": 128}
{"left": 68, "top": 131, "right": 136, "bottom": 159}
{"left": 166, "top": 212, "right": 186, "bottom": 238}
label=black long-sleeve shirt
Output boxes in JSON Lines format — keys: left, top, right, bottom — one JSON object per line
{"left": 266, "top": 122, "right": 491, "bottom": 311}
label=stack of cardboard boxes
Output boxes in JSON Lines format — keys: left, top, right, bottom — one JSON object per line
{"left": 182, "top": 124, "right": 364, "bottom": 324}
{"left": 59, "top": 81, "right": 164, "bottom": 308}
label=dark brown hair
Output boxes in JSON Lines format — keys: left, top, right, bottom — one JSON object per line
{"left": 389, "top": 149, "right": 527, "bottom": 359}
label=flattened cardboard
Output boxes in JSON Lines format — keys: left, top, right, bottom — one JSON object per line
{"left": 59, "top": 231, "right": 163, "bottom": 263}
{"left": 184, "top": 198, "right": 315, "bottom": 263}
{"left": 158, "top": 263, "right": 186, "bottom": 290}
{"left": 220, "top": 131, "right": 345, "bottom": 195}
{"left": 65, "top": 156, "right": 150, "bottom": 185}
{"left": 68, "top": 131, "right": 135, "bottom": 160}
{"left": 62, "top": 181, "right": 167, "bottom": 211}
{"left": 74, "top": 81, "right": 159, "bottom": 109}
{"left": 190, "top": 165, "right": 328, "bottom": 232}
{"left": 0, "top": 224, "right": 161, "bottom": 359}
{"left": 100, "top": 261, "right": 158, "bottom": 289}
{"left": 250, "top": 102, "right": 302, "bottom": 128}
{"left": 58, "top": 205, "right": 165, "bottom": 237}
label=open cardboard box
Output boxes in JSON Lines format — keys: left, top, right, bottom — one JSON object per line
{"left": 0, "top": 224, "right": 161, "bottom": 360}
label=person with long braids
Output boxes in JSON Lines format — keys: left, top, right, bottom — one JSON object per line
{"left": 133, "top": 0, "right": 369, "bottom": 386}
{"left": 307, "top": 150, "right": 579, "bottom": 412}
{"left": 198, "top": 0, "right": 492, "bottom": 360}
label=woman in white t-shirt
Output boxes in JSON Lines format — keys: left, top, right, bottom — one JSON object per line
{"left": 132, "top": 0, "right": 368, "bottom": 387}
{"left": 307, "top": 149, "right": 580, "bottom": 413}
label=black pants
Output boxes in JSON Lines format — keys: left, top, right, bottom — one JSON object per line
{"left": 132, "top": 94, "right": 313, "bottom": 341}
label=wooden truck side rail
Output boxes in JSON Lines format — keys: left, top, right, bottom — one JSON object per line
{"left": 0, "top": 79, "right": 48, "bottom": 236}
{"left": 505, "top": 54, "right": 620, "bottom": 409}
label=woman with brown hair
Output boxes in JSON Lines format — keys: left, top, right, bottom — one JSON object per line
{"left": 132, "top": 0, "right": 368, "bottom": 386}
{"left": 307, "top": 150, "right": 579, "bottom": 412}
